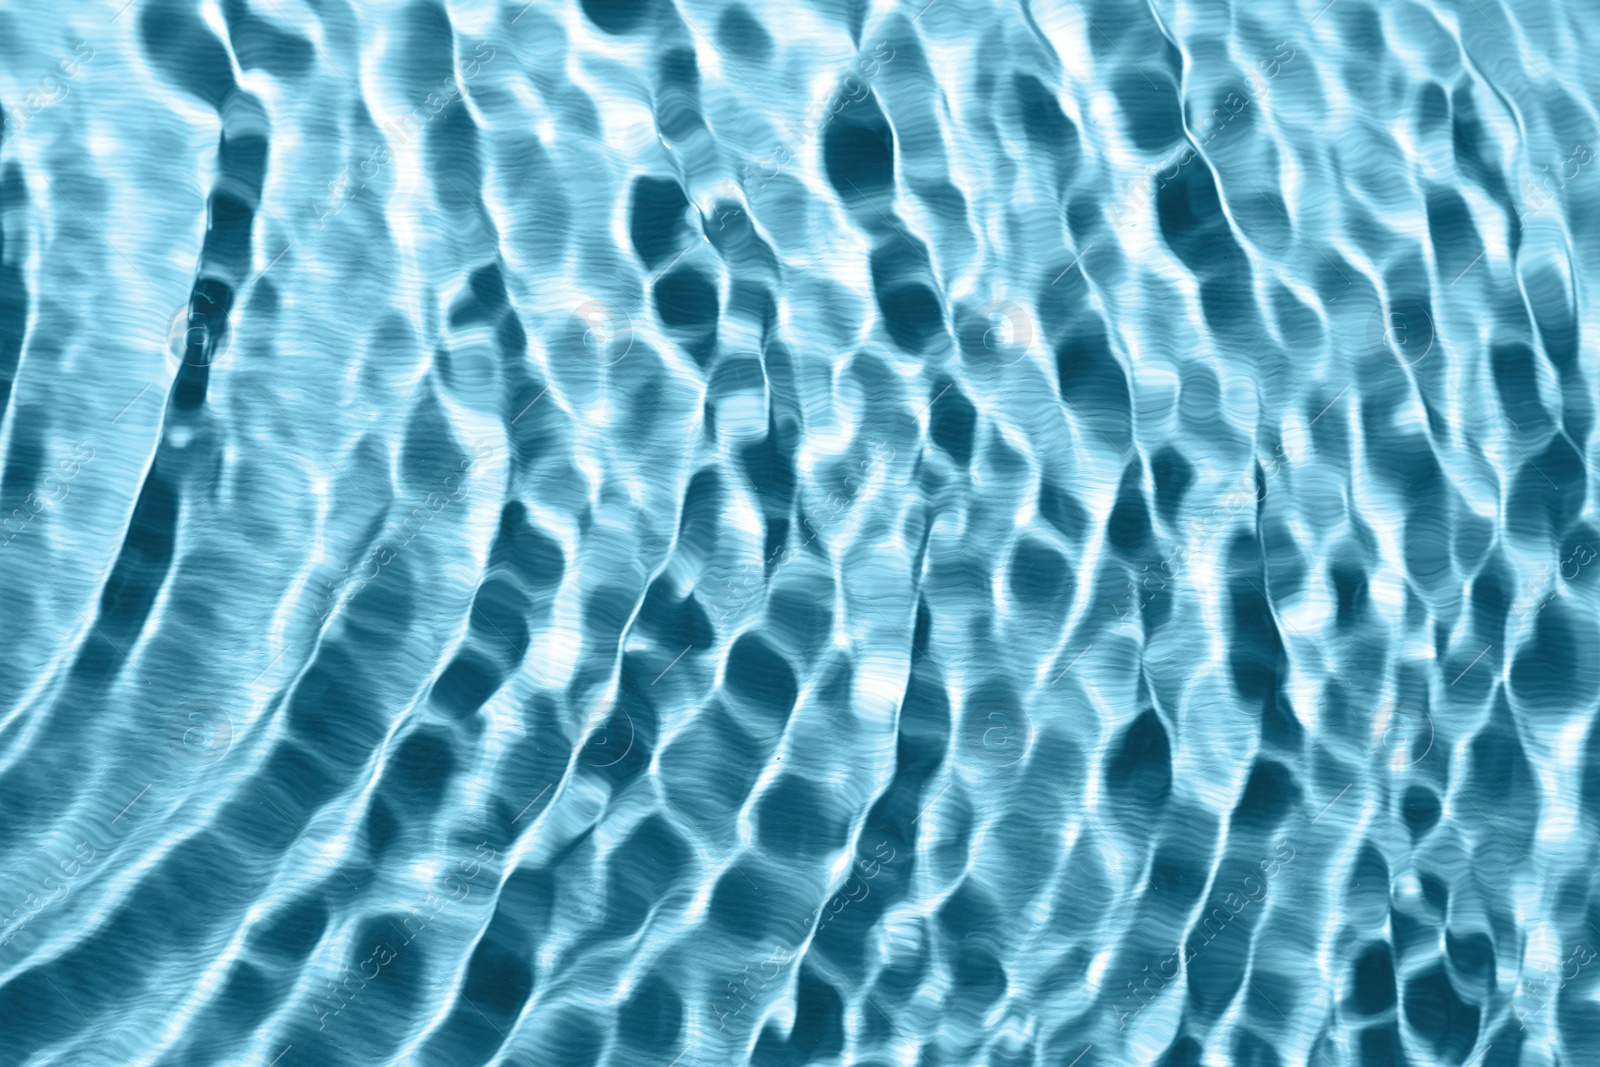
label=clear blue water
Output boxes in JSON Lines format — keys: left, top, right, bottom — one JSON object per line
{"left": 1, "top": 1, "right": 1598, "bottom": 1064}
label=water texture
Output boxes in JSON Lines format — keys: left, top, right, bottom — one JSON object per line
{"left": 0, "top": 0, "right": 1597, "bottom": 1064}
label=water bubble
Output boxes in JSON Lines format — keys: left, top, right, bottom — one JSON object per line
{"left": 567, "top": 301, "right": 634, "bottom": 366}
{"left": 168, "top": 703, "right": 234, "bottom": 767}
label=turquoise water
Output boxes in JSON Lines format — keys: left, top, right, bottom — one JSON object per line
{"left": 1, "top": 0, "right": 1599, "bottom": 1064}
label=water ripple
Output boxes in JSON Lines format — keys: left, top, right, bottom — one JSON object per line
{"left": 1, "top": 1, "right": 1599, "bottom": 1065}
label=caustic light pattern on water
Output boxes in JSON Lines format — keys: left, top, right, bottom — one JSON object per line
{"left": 1, "top": 0, "right": 1599, "bottom": 1064}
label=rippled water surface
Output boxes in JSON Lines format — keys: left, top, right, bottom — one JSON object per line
{"left": 2, "top": 0, "right": 1600, "bottom": 1064}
